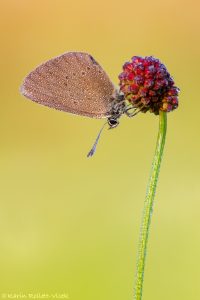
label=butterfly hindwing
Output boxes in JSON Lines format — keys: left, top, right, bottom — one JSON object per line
{"left": 20, "top": 52, "right": 117, "bottom": 118}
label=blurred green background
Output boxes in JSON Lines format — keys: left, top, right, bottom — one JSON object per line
{"left": 0, "top": 0, "right": 199, "bottom": 299}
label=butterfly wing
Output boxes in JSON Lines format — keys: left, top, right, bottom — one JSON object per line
{"left": 20, "top": 52, "right": 117, "bottom": 118}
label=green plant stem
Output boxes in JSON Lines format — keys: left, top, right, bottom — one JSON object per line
{"left": 133, "top": 111, "right": 167, "bottom": 300}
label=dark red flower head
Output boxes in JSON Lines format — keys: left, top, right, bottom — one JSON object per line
{"left": 118, "top": 56, "right": 180, "bottom": 115}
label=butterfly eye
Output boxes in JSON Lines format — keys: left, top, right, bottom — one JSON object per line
{"left": 108, "top": 118, "right": 119, "bottom": 128}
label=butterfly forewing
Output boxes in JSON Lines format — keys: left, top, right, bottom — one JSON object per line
{"left": 20, "top": 52, "right": 117, "bottom": 118}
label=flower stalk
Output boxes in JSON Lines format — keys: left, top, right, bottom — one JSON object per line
{"left": 133, "top": 110, "right": 167, "bottom": 300}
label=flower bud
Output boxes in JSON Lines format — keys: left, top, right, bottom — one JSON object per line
{"left": 119, "top": 56, "right": 180, "bottom": 115}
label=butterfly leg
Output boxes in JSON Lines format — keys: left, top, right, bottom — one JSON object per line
{"left": 125, "top": 105, "right": 144, "bottom": 117}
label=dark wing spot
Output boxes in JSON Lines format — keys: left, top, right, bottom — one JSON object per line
{"left": 87, "top": 66, "right": 90, "bottom": 70}
{"left": 65, "top": 76, "right": 69, "bottom": 79}
{"left": 81, "top": 71, "right": 85, "bottom": 76}
{"left": 89, "top": 55, "right": 98, "bottom": 65}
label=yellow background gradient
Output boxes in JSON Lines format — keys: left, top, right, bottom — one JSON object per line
{"left": 0, "top": 0, "right": 199, "bottom": 299}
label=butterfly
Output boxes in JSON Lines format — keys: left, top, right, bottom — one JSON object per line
{"left": 20, "top": 52, "right": 138, "bottom": 156}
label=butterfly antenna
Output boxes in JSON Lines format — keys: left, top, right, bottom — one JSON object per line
{"left": 87, "top": 123, "right": 107, "bottom": 158}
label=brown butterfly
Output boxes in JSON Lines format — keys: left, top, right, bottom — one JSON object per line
{"left": 20, "top": 52, "right": 138, "bottom": 156}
